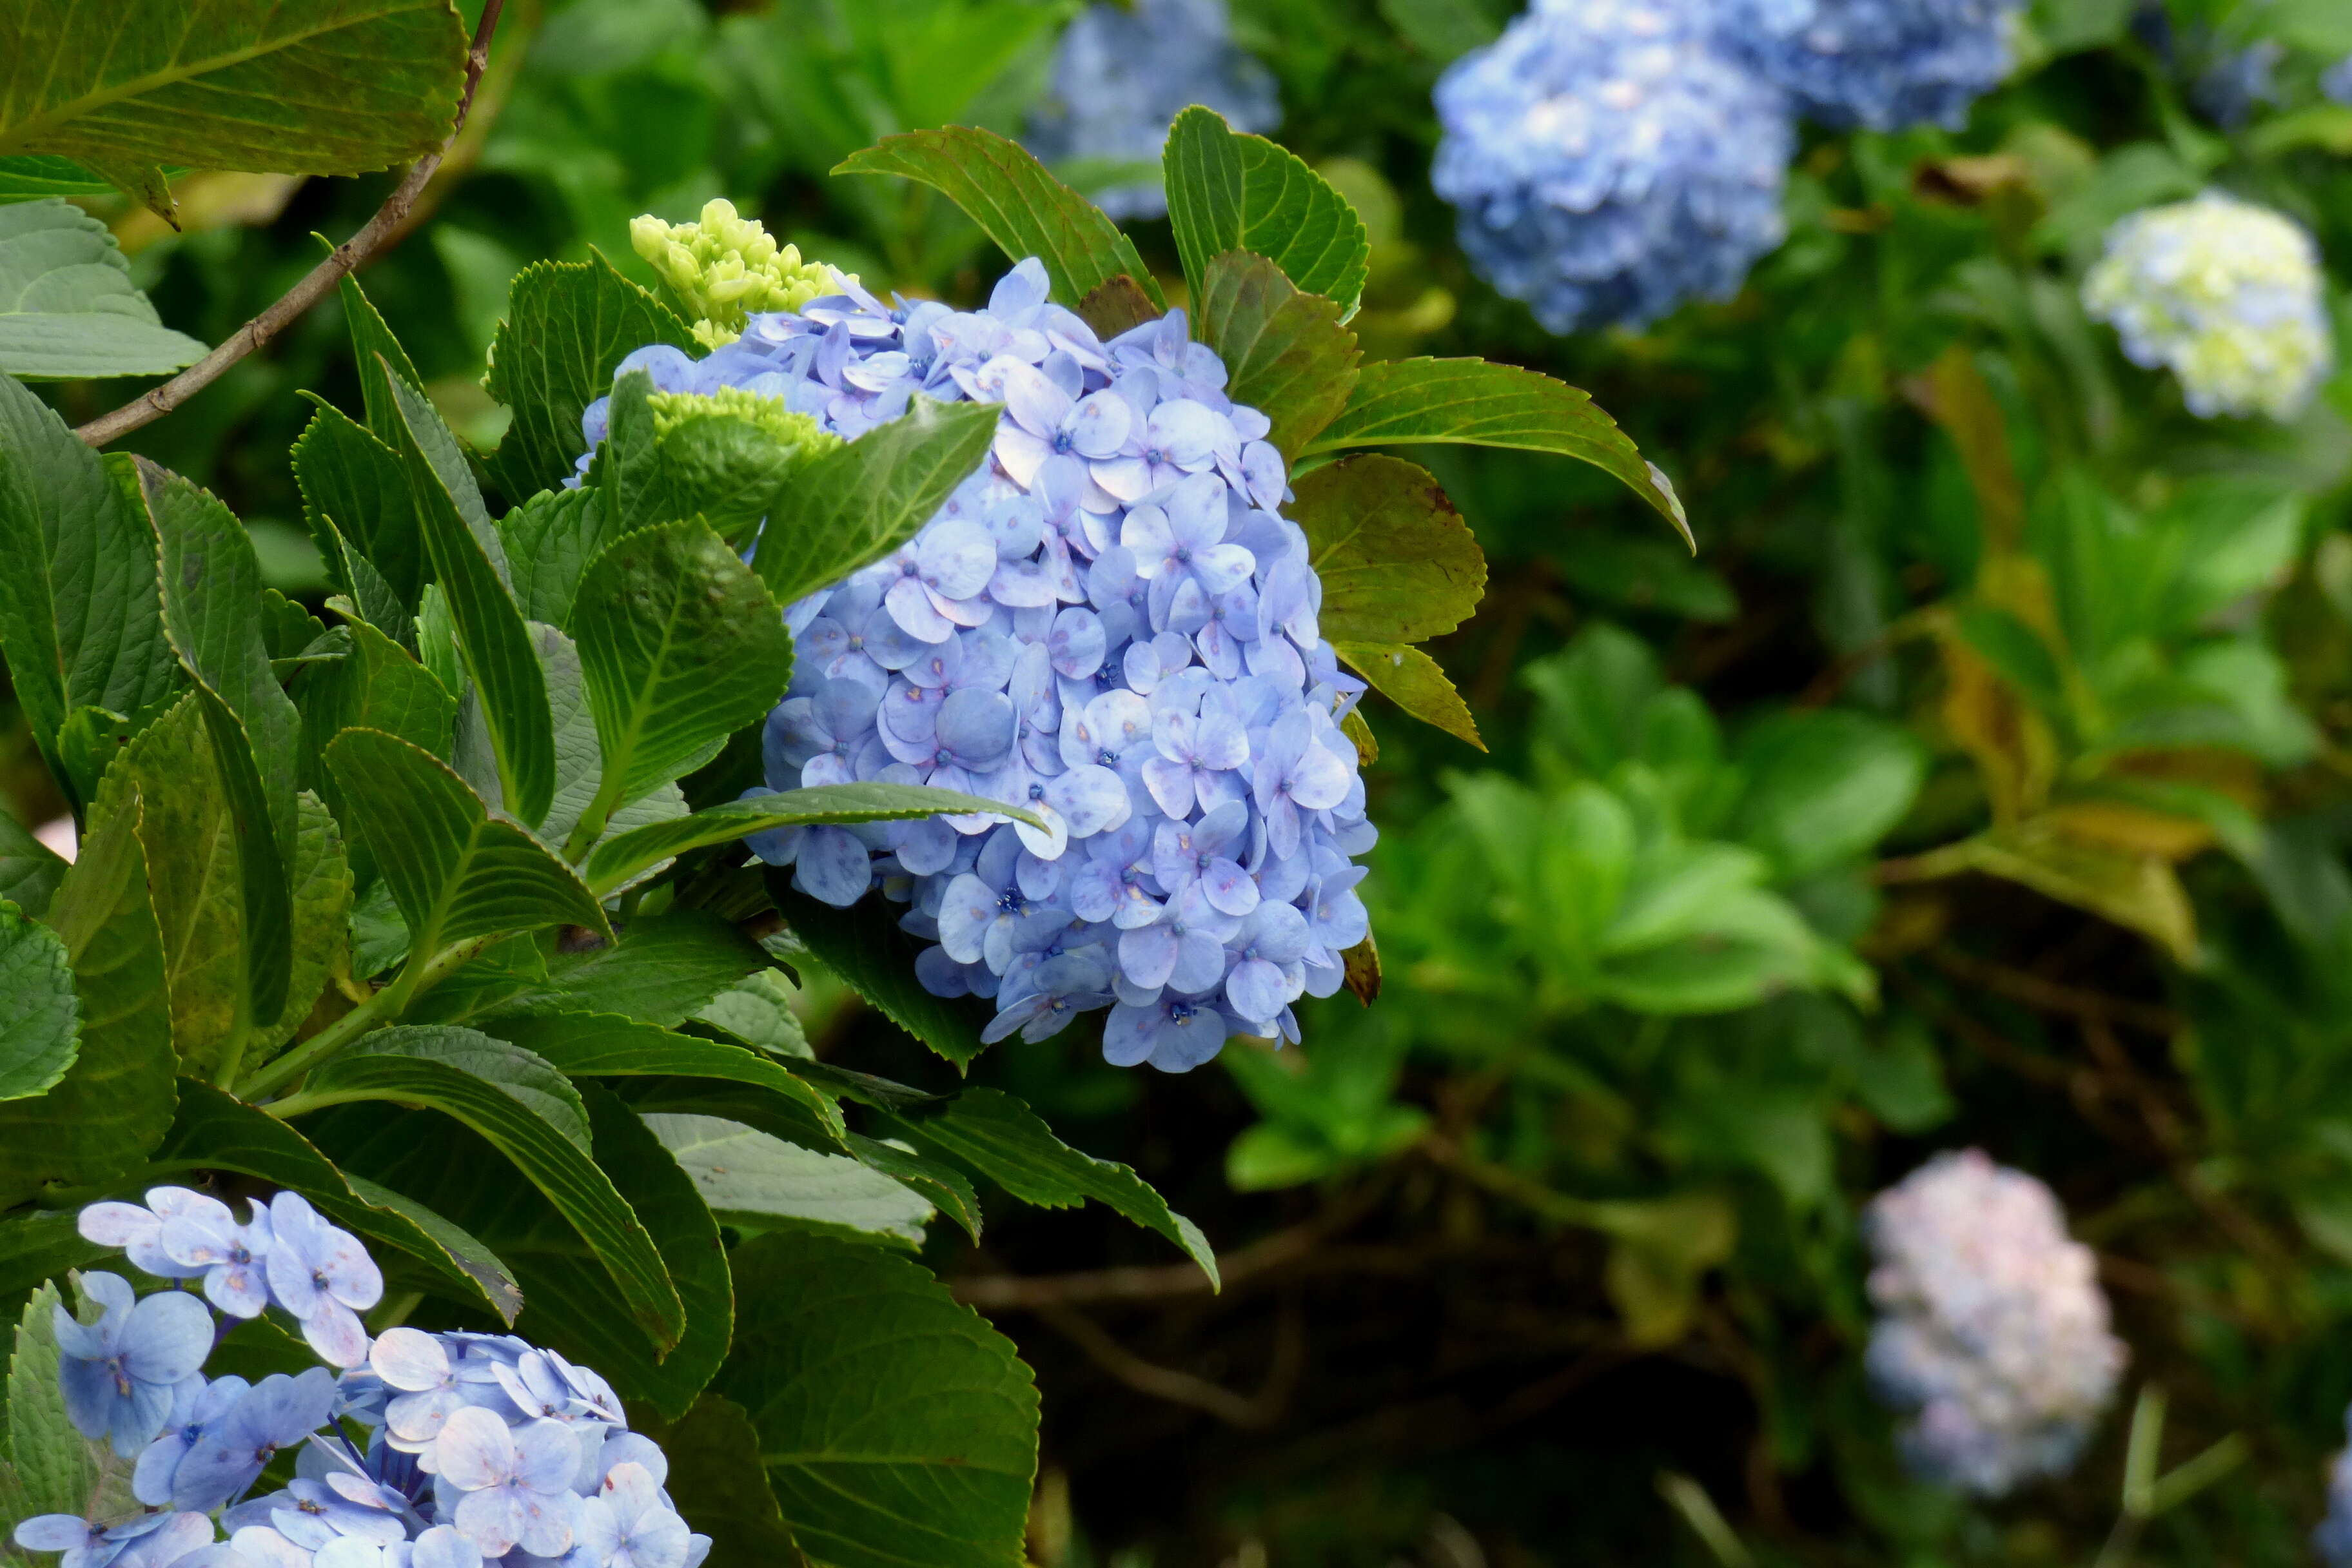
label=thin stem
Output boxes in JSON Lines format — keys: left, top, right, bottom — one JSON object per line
{"left": 73, "top": 0, "right": 509, "bottom": 448}
{"left": 237, "top": 930, "right": 507, "bottom": 1099}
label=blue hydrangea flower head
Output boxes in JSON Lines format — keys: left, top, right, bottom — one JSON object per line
{"left": 577, "top": 255, "right": 1377, "bottom": 1072}
{"left": 1863, "top": 1150, "right": 2126, "bottom": 1496}
{"left": 54, "top": 1270, "right": 215, "bottom": 1457}
{"left": 1431, "top": 0, "right": 1795, "bottom": 333}
{"left": 2325, "top": 53, "right": 2352, "bottom": 106}
{"left": 18, "top": 1188, "right": 713, "bottom": 1568}
{"left": 1024, "top": 0, "right": 1280, "bottom": 220}
{"left": 1711, "top": 0, "right": 2023, "bottom": 130}
{"left": 2191, "top": 38, "right": 2283, "bottom": 128}
{"left": 2082, "top": 190, "right": 2335, "bottom": 421}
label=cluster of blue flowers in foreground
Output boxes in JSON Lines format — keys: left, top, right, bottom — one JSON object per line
{"left": 580, "top": 258, "right": 1371, "bottom": 1072}
{"left": 2082, "top": 190, "right": 2335, "bottom": 422}
{"left": 1431, "top": 0, "right": 1793, "bottom": 334}
{"left": 1862, "top": 1150, "right": 2126, "bottom": 1496}
{"left": 1024, "top": 0, "right": 1280, "bottom": 221}
{"left": 1432, "top": 0, "right": 2021, "bottom": 331}
{"left": 12, "top": 1188, "right": 706, "bottom": 1568}
{"left": 1714, "top": 0, "right": 2023, "bottom": 130}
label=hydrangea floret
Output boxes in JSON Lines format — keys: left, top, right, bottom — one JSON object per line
{"left": 1710, "top": 0, "right": 2023, "bottom": 131}
{"left": 10, "top": 1187, "right": 709, "bottom": 1568}
{"left": 1862, "top": 1150, "right": 2126, "bottom": 1496}
{"left": 2081, "top": 190, "right": 2335, "bottom": 422}
{"left": 630, "top": 200, "right": 848, "bottom": 349}
{"left": 578, "top": 237, "right": 1373, "bottom": 1072}
{"left": 1024, "top": 0, "right": 1280, "bottom": 221}
{"left": 1430, "top": 0, "right": 1794, "bottom": 333}
{"left": 2327, "top": 54, "right": 2352, "bottom": 107}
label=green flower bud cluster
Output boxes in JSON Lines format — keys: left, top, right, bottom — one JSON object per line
{"left": 631, "top": 199, "right": 847, "bottom": 348}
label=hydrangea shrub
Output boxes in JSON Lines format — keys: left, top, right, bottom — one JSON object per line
{"left": 1863, "top": 1150, "right": 2127, "bottom": 1496}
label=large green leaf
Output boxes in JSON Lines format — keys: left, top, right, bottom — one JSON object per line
{"left": 752, "top": 397, "right": 1001, "bottom": 609}
{"left": 584, "top": 784, "right": 1038, "bottom": 897}
{"left": 1335, "top": 642, "right": 1483, "bottom": 749}
{"left": 769, "top": 878, "right": 993, "bottom": 1066}
{"left": 0, "top": 1283, "right": 128, "bottom": 1530}
{"left": 384, "top": 371, "right": 557, "bottom": 826}
{"left": 299, "top": 1024, "right": 685, "bottom": 1351}
{"left": 484, "top": 1010, "right": 849, "bottom": 1156}
{"left": 0, "top": 785, "right": 173, "bottom": 1206}
{"left": 841, "top": 1133, "right": 983, "bottom": 1243}
{"left": 567, "top": 518, "right": 794, "bottom": 851}
{"left": 0, "top": 1212, "right": 103, "bottom": 1317}
{"left": 485, "top": 253, "right": 699, "bottom": 502}
{"left": 0, "top": 200, "right": 204, "bottom": 378}
{"left": 1196, "top": 250, "right": 1360, "bottom": 462}
{"left": 1300, "top": 357, "right": 1692, "bottom": 544}
{"left": 648, "top": 1113, "right": 932, "bottom": 1248}
{"left": 0, "top": 374, "right": 178, "bottom": 790}
{"left": 886, "top": 1088, "right": 1219, "bottom": 1284}
{"left": 502, "top": 485, "right": 617, "bottom": 628}
{"left": 0, "top": 1, "right": 468, "bottom": 180}
{"left": 716, "top": 1233, "right": 1040, "bottom": 1568}
{"left": 1293, "top": 455, "right": 1486, "bottom": 644}
{"left": 0, "top": 155, "right": 115, "bottom": 201}
{"left": 1162, "top": 108, "right": 1369, "bottom": 318}
{"left": 582, "top": 369, "right": 663, "bottom": 537}
{"left": 0, "top": 808, "right": 64, "bottom": 916}
{"left": 0, "top": 906, "right": 77, "bottom": 1101}
{"left": 833, "top": 128, "right": 1164, "bottom": 312}
{"left": 299, "top": 617, "right": 455, "bottom": 861}
{"left": 294, "top": 401, "right": 426, "bottom": 613}
{"left": 324, "top": 728, "right": 609, "bottom": 968}
{"left": 535, "top": 620, "right": 689, "bottom": 869}
{"left": 153, "top": 1077, "right": 521, "bottom": 1323}
{"left": 643, "top": 1396, "right": 808, "bottom": 1568}
{"left": 522, "top": 909, "right": 761, "bottom": 1028}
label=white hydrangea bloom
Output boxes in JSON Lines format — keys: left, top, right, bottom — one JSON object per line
{"left": 2082, "top": 190, "right": 2334, "bottom": 422}
{"left": 1863, "top": 1149, "right": 2126, "bottom": 1496}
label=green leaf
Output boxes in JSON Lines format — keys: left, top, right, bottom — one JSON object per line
{"left": 502, "top": 485, "right": 616, "bottom": 628}
{"left": 649, "top": 1113, "right": 934, "bottom": 1248}
{"left": 842, "top": 1133, "right": 983, "bottom": 1243}
{"left": 294, "top": 401, "right": 426, "bottom": 613}
{"left": 585, "top": 785, "right": 1041, "bottom": 897}
{"left": 339, "top": 273, "right": 429, "bottom": 451}
{"left": 541, "top": 909, "right": 770, "bottom": 1026}
{"left": 1300, "top": 358, "right": 1692, "bottom": 545}
{"left": 534, "top": 620, "right": 689, "bottom": 871}
{"left": 1293, "top": 455, "right": 1485, "bottom": 644}
{"left": 885, "top": 1088, "right": 1219, "bottom": 1283}
{"left": 1163, "top": 108, "right": 1370, "bottom": 318}
{"left": 0, "top": 808, "right": 65, "bottom": 917}
{"left": 0, "top": 375, "right": 179, "bottom": 793}
{"left": 716, "top": 1232, "right": 1039, "bottom": 1568}
{"left": 0, "top": 1282, "right": 124, "bottom": 1528}
{"left": 153, "top": 1077, "right": 522, "bottom": 1323}
{"left": 324, "top": 727, "right": 609, "bottom": 967}
{"left": 144, "top": 463, "right": 301, "bottom": 848}
{"left": 0, "top": 3, "right": 467, "bottom": 178}
{"left": 769, "top": 878, "right": 992, "bottom": 1066}
{"left": 833, "top": 127, "right": 1164, "bottom": 312}
{"left": 0, "top": 1211, "right": 103, "bottom": 1314}
{"left": 484, "top": 1010, "right": 850, "bottom": 1157}
{"left": 642, "top": 1396, "right": 808, "bottom": 1568}
{"left": 300, "top": 1024, "right": 685, "bottom": 1350}
{"left": 1729, "top": 712, "right": 1926, "bottom": 879}
{"left": 0, "top": 155, "right": 115, "bottom": 201}
{"left": 0, "top": 906, "right": 79, "bottom": 1101}
{"left": 693, "top": 970, "right": 812, "bottom": 1059}
{"left": 568, "top": 519, "right": 795, "bottom": 851}
{"left": 752, "top": 397, "right": 1001, "bottom": 609}
{"left": 585, "top": 372, "right": 662, "bottom": 536}
{"left": 0, "top": 201, "right": 205, "bottom": 378}
{"left": 0, "top": 785, "right": 173, "bottom": 1206}
{"left": 1374, "top": 0, "right": 1499, "bottom": 63}
{"left": 1335, "top": 642, "right": 1484, "bottom": 750}
{"left": 384, "top": 369, "right": 557, "bottom": 826}
{"left": 300, "top": 617, "right": 456, "bottom": 865}
{"left": 1196, "top": 251, "right": 1360, "bottom": 463}
{"left": 485, "top": 253, "right": 699, "bottom": 502}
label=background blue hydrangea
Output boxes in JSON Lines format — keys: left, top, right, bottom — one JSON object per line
{"left": 1711, "top": 0, "right": 2023, "bottom": 131}
{"left": 580, "top": 262, "right": 1373, "bottom": 1072}
{"left": 1430, "top": 0, "right": 1794, "bottom": 334}
{"left": 1023, "top": 0, "right": 1281, "bottom": 221}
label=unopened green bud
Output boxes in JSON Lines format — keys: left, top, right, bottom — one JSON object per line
{"left": 629, "top": 200, "right": 850, "bottom": 348}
